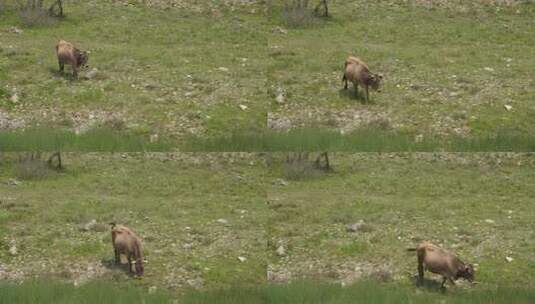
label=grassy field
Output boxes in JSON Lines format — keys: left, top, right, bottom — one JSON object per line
{"left": 267, "top": 153, "right": 535, "bottom": 289}
{"left": 0, "top": 127, "right": 175, "bottom": 151}
{"left": 0, "top": 0, "right": 267, "bottom": 141}
{"left": 182, "top": 127, "right": 535, "bottom": 152}
{"left": 267, "top": 1, "right": 535, "bottom": 144}
{"left": 1, "top": 152, "right": 534, "bottom": 301}
{"left": 0, "top": 153, "right": 266, "bottom": 291}
{"left": 2, "top": 1, "right": 535, "bottom": 151}
{"left": 1, "top": 280, "right": 534, "bottom": 304}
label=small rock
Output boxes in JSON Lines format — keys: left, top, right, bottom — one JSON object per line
{"left": 148, "top": 286, "right": 157, "bottom": 294}
{"left": 276, "top": 94, "right": 285, "bottom": 104}
{"left": 484, "top": 67, "right": 495, "bottom": 72}
{"left": 216, "top": 218, "right": 228, "bottom": 225}
{"left": 272, "top": 26, "right": 288, "bottom": 34}
{"left": 8, "top": 244, "right": 17, "bottom": 256}
{"left": 237, "top": 256, "right": 247, "bottom": 262}
{"left": 5, "top": 178, "right": 20, "bottom": 186}
{"left": 276, "top": 178, "right": 288, "bottom": 186}
{"left": 239, "top": 104, "right": 248, "bottom": 111}
{"left": 504, "top": 104, "right": 512, "bottom": 111}
{"left": 79, "top": 219, "right": 97, "bottom": 231}
{"left": 8, "top": 27, "right": 23, "bottom": 34}
{"left": 84, "top": 68, "right": 98, "bottom": 80}
{"left": 10, "top": 93, "right": 19, "bottom": 104}
{"left": 346, "top": 220, "right": 372, "bottom": 233}
{"left": 414, "top": 134, "right": 424, "bottom": 143}
{"left": 149, "top": 133, "right": 159, "bottom": 143}
{"left": 217, "top": 67, "right": 229, "bottom": 72}
{"left": 505, "top": 256, "right": 513, "bottom": 263}
{"left": 484, "top": 219, "right": 495, "bottom": 224}
{"left": 276, "top": 245, "right": 286, "bottom": 256}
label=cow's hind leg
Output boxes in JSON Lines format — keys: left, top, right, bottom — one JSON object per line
{"left": 114, "top": 249, "right": 120, "bottom": 265}
{"left": 72, "top": 67, "right": 78, "bottom": 80}
{"left": 441, "top": 277, "right": 448, "bottom": 289}
{"left": 127, "top": 253, "right": 133, "bottom": 273}
{"left": 417, "top": 253, "right": 425, "bottom": 287}
{"left": 353, "top": 82, "right": 359, "bottom": 98}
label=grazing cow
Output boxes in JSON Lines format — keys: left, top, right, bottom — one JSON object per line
{"left": 55, "top": 40, "right": 88, "bottom": 79}
{"left": 408, "top": 241, "right": 474, "bottom": 289}
{"left": 110, "top": 223, "right": 144, "bottom": 276}
{"left": 342, "top": 56, "right": 382, "bottom": 102}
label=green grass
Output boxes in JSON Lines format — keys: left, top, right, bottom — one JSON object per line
{"left": 267, "top": 1, "right": 535, "bottom": 144}
{"left": 0, "top": 281, "right": 171, "bottom": 304}
{"left": 0, "top": 128, "right": 173, "bottom": 151}
{"left": 2, "top": 127, "right": 535, "bottom": 152}
{"left": 264, "top": 281, "right": 535, "bottom": 304}
{"left": 1, "top": 280, "right": 534, "bottom": 304}
{"left": 0, "top": 0, "right": 267, "bottom": 140}
{"left": 0, "top": 153, "right": 266, "bottom": 291}
{"left": 1, "top": 153, "right": 534, "bottom": 300}
{"left": 267, "top": 153, "right": 535, "bottom": 287}
{"left": 183, "top": 128, "right": 535, "bottom": 151}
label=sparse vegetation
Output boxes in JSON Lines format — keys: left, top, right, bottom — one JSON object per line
{"left": 1, "top": 280, "right": 534, "bottom": 304}
{"left": 183, "top": 128, "right": 535, "bottom": 152}
{"left": 268, "top": 1, "right": 535, "bottom": 148}
{"left": 267, "top": 153, "right": 535, "bottom": 288}
{"left": 0, "top": 128, "right": 174, "bottom": 151}
{"left": 281, "top": 0, "right": 317, "bottom": 28}
{"left": 2, "top": 0, "right": 535, "bottom": 302}
{"left": 0, "top": 0, "right": 267, "bottom": 141}
{"left": 0, "top": 153, "right": 266, "bottom": 291}
{"left": 15, "top": 151, "right": 62, "bottom": 180}
{"left": 15, "top": 0, "right": 59, "bottom": 27}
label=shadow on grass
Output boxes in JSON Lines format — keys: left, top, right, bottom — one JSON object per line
{"left": 100, "top": 258, "right": 136, "bottom": 278}
{"left": 408, "top": 274, "right": 447, "bottom": 293}
{"left": 47, "top": 67, "right": 75, "bottom": 81}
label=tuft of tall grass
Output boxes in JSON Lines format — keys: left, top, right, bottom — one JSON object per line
{"left": 281, "top": 0, "right": 317, "bottom": 28}
{"left": 0, "top": 280, "right": 171, "bottom": 304}
{"left": 264, "top": 281, "right": 535, "bottom": 304}
{"left": 0, "top": 128, "right": 173, "bottom": 152}
{"left": 183, "top": 128, "right": 535, "bottom": 152}
{"left": 1, "top": 280, "right": 534, "bottom": 304}
{"left": 16, "top": 0, "right": 57, "bottom": 27}
{"left": 16, "top": 153, "right": 52, "bottom": 180}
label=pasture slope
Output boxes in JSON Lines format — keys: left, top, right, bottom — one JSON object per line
{"left": 268, "top": 0, "right": 535, "bottom": 149}
{"left": 1, "top": 152, "right": 534, "bottom": 302}
{"left": 0, "top": 0, "right": 267, "bottom": 144}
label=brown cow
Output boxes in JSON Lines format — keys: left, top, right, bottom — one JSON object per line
{"left": 55, "top": 40, "right": 88, "bottom": 79}
{"left": 110, "top": 223, "right": 144, "bottom": 276}
{"left": 342, "top": 56, "right": 382, "bottom": 102}
{"left": 408, "top": 241, "right": 474, "bottom": 289}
